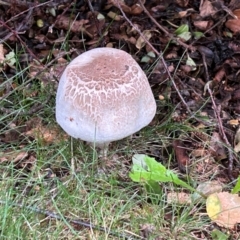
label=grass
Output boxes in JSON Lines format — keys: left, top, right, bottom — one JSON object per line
{"left": 0, "top": 45, "right": 223, "bottom": 239}
{"left": 0, "top": 111, "right": 213, "bottom": 239}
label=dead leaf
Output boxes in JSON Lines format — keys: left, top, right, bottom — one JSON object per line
{"left": 176, "top": 0, "right": 189, "bottom": 7}
{"left": 228, "top": 119, "right": 239, "bottom": 126}
{"left": 213, "top": 67, "right": 226, "bottom": 82}
{"left": 109, "top": 0, "right": 131, "bottom": 13}
{"left": 209, "top": 132, "right": 227, "bottom": 161}
{"left": 225, "top": 9, "right": 240, "bottom": 34}
{"left": 136, "top": 30, "right": 152, "bottom": 50}
{"left": 131, "top": 4, "right": 143, "bottom": 15}
{"left": 0, "top": 43, "right": 6, "bottom": 72}
{"left": 192, "top": 181, "right": 223, "bottom": 201}
{"left": 26, "top": 125, "right": 65, "bottom": 144}
{"left": 173, "top": 140, "right": 189, "bottom": 172}
{"left": 234, "top": 127, "right": 240, "bottom": 153}
{"left": 225, "top": 19, "right": 240, "bottom": 34}
{"left": 0, "top": 151, "right": 28, "bottom": 163}
{"left": 233, "top": 9, "right": 240, "bottom": 18}
{"left": 140, "top": 223, "right": 156, "bottom": 239}
{"left": 206, "top": 192, "right": 240, "bottom": 229}
{"left": 0, "top": 44, "right": 4, "bottom": 63}
{"left": 25, "top": 118, "right": 67, "bottom": 144}
{"left": 193, "top": 20, "right": 213, "bottom": 31}
{"left": 167, "top": 192, "right": 191, "bottom": 204}
{"left": 107, "top": 11, "right": 122, "bottom": 21}
{"left": 199, "top": 0, "right": 218, "bottom": 17}
{"left": 191, "top": 148, "right": 206, "bottom": 157}
{"left": 55, "top": 16, "right": 89, "bottom": 33}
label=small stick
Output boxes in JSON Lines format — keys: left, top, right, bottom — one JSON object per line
{"left": 138, "top": 0, "right": 195, "bottom": 51}
{"left": 87, "top": 0, "right": 103, "bottom": 39}
{"left": 116, "top": 1, "right": 192, "bottom": 115}
{"left": 206, "top": 84, "right": 234, "bottom": 181}
{"left": 0, "top": 9, "right": 42, "bottom": 66}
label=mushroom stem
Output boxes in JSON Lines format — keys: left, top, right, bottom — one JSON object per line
{"left": 89, "top": 141, "right": 110, "bottom": 158}
{"left": 99, "top": 143, "right": 109, "bottom": 158}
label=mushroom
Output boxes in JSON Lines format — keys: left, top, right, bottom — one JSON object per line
{"left": 56, "top": 47, "right": 156, "bottom": 155}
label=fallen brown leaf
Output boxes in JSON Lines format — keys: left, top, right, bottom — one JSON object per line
{"left": 173, "top": 140, "right": 189, "bottom": 172}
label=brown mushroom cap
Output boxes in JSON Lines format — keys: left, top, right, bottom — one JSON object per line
{"left": 56, "top": 48, "right": 156, "bottom": 146}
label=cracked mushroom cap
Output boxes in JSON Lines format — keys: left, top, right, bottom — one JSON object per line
{"left": 56, "top": 47, "right": 156, "bottom": 146}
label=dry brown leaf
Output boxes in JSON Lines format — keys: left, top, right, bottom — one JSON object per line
{"left": 213, "top": 67, "right": 226, "bottom": 82}
{"left": 193, "top": 20, "right": 213, "bottom": 31}
{"left": 109, "top": 0, "right": 131, "bottom": 13}
{"left": 173, "top": 140, "right": 189, "bottom": 172}
{"left": 111, "top": 33, "right": 136, "bottom": 45}
{"left": 107, "top": 11, "right": 122, "bottom": 21}
{"left": 176, "top": 0, "right": 189, "bottom": 7}
{"left": 234, "top": 127, "right": 240, "bottom": 153}
{"left": 28, "top": 61, "right": 66, "bottom": 85}
{"left": 140, "top": 223, "right": 156, "bottom": 239}
{"left": 209, "top": 132, "right": 227, "bottom": 161}
{"left": 201, "top": 181, "right": 223, "bottom": 195}
{"left": 0, "top": 44, "right": 4, "bottom": 63}
{"left": 225, "top": 9, "right": 240, "bottom": 33}
{"left": 233, "top": 9, "right": 240, "bottom": 18}
{"left": 228, "top": 119, "right": 239, "bottom": 126}
{"left": 136, "top": 30, "right": 152, "bottom": 50}
{"left": 25, "top": 118, "right": 67, "bottom": 144}
{"left": 192, "top": 181, "right": 223, "bottom": 201}
{"left": 0, "top": 44, "right": 6, "bottom": 72}
{"left": 131, "top": 4, "right": 143, "bottom": 15}
{"left": 55, "top": 16, "right": 89, "bottom": 33}
{"left": 199, "top": 0, "right": 218, "bottom": 17}
{"left": 225, "top": 19, "right": 240, "bottom": 34}
{"left": 26, "top": 125, "right": 66, "bottom": 144}
{"left": 206, "top": 192, "right": 240, "bottom": 229}
{"left": 191, "top": 148, "right": 206, "bottom": 157}
{"left": 165, "top": 51, "right": 178, "bottom": 59}
{"left": 167, "top": 192, "right": 191, "bottom": 205}
{"left": 0, "top": 151, "right": 28, "bottom": 163}
{"left": 180, "top": 64, "right": 192, "bottom": 74}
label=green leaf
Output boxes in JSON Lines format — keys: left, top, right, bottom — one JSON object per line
{"left": 232, "top": 176, "right": 240, "bottom": 194}
{"left": 211, "top": 229, "right": 229, "bottom": 240}
{"left": 129, "top": 154, "right": 195, "bottom": 192}
{"left": 5, "top": 51, "right": 16, "bottom": 66}
{"left": 177, "top": 32, "right": 191, "bottom": 41}
{"left": 145, "top": 180, "right": 162, "bottom": 195}
{"left": 147, "top": 51, "right": 156, "bottom": 58}
{"left": 175, "top": 24, "right": 189, "bottom": 35}
{"left": 186, "top": 55, "right": 196, "bottom": 71}
{"left": 141, "top": 55, "right": 151, "bottom": 63}
{"left": 193, "top": 31, "right": 204, "bottom": 39}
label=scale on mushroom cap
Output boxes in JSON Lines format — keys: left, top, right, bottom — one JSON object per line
{"left": 56, "top": 47, "right": 156, "bottom": 156}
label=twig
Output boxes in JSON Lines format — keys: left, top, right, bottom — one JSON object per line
{"left": 87, "top": 0, "right": 103, "bottom": 40}
{"left": 4, "top": 0, "right": 55, "bottom": 24}
{"left": 138, "top": 0, "right": 195, "bottom": 51}
{"left": 0, "top": 9, "right": 43, "bottom": 66}
{"left": 0, "top": 0, "right": 35, "bottom": 7}
{"left": 117, "top": 1, "right": 158, "bottom": 55}
{"left": 0, "top": 0, "right": 59, "bottom": 8}
{"left": 0, "top": 199, "right": 143, "bottom": 239}
{"left": 117, "top": 1, "right": 192, "bottom": 115}
{"left": 117, "top": 0, "right": 218, "bottom": 129}
{"left": 206, "top": 84, "right": 234, "bottom": 181}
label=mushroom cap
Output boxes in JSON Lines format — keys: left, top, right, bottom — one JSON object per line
{"left": 56, "top": 47, "right": 156, "bottom": 145}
